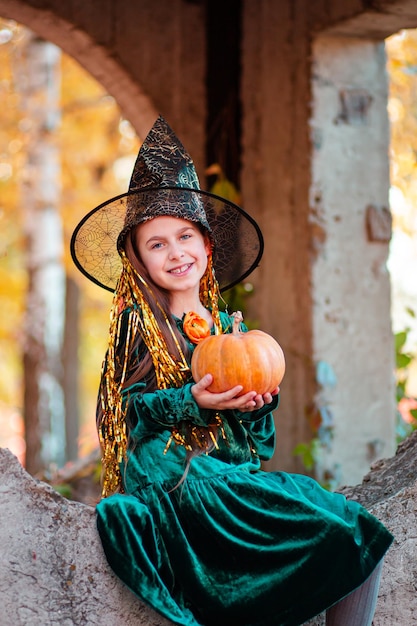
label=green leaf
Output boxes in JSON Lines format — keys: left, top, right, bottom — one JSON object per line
{"left": 396, "top": 381, "right": 406, "bottom": 401}
{"left": 410, "top": 408, "right": 417, "bottom": 420}
{"left": 395, "top": 330, "right": 408, "bottom": 351}
{"left": 396, "top": 353, "right": 412, "bottom": 369}
{"left": 53, "top": 483, "right": 73, "bottom": 498}
{"left": 293, "top": 442, "right": 315, "bottom": 470}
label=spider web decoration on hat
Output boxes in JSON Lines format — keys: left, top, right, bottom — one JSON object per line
{"left": 71, "top": 187, "right": 264, "bottom": 293}
{"left": 72, "top": 199, "right": 126, "bottom": 290}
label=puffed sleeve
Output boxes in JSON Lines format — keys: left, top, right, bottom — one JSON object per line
{"left": 123, "top": 382, "right": 217, "bottom": 439}
{"left": 236, "top": 394, "right": 279, "bottom": 461}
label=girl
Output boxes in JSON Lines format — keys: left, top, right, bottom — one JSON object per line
{"left": 71, "top": 116, "right": 393, "bottom": 626}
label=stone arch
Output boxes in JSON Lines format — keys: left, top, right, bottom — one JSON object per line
{"left": 0, "top": 0, "right": 158, "bottom": 138}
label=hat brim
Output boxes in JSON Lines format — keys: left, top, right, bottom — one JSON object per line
{"left": 70, "top": 187, "right": 264, "bottom": 293}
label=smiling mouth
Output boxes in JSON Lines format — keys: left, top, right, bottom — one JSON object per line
{"left": 169, "top": 263, "right": 192, "bottom": 275}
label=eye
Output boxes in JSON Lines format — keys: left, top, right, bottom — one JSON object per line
{"left": 150, "top": 241, "right": 164, "bottom": 249}
{"left": 180, "top": 232, "right": 192, "bottom": 241}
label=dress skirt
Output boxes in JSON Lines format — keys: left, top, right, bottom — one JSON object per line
{"left": 97, "top": 462, "right": 393, "bottom": 626}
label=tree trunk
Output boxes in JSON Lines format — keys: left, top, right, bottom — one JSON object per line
{"left": 12, "top": 28, "right": 66, "bottom": 474}
{"left": 63, "top": 276, "right": 80, "bottom": 462}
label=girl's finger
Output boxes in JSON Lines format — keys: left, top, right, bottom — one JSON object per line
{"left": 193, "top": 374, "right": 213, "bottom": 391}
{"left": 215, "top": 385, "right": 245, "bottom": 400}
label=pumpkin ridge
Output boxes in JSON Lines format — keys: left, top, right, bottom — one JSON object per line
{"left": 237, "top": 338, "right": 253, "bottom": 393}
{"left": 222, "top": 334, "right": 243, "bottom": 391}
{"left": 263, "top": 341, "right": 277, "bottom": 392}
{"left": 255, "top": 339, "right": 271, "bottom": 392}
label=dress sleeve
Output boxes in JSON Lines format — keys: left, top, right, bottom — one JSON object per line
{"left": 124, "top": 382, "right": 216, "bottom": 434}
{"left": 236, "top": 394, "right": 279, "bottom": 461}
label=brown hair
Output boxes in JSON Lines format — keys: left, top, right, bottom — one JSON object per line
{"left": 121, "top": 230, "right": 192, "bottom": 393}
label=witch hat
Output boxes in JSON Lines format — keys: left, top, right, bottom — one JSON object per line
{"left": 70, "top": 116, "right": 263, "bottom": 292}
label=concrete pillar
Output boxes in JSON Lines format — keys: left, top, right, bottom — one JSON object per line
{"left": 310, "top": 35, "right": 396, "bottom": 485}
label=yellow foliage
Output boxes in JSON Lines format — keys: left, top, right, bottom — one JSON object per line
{"left": 386, "top": 29, "right": 417, "bottom": 234}
{"left": 0, "top": 18, "right": 139, "bottom": 454}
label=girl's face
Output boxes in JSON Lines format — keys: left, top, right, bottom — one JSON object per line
{"left": 135, "top": 216, "right": 211, "bottom": 295}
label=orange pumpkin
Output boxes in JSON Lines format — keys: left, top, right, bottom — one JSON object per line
{"left": 191, "top": 311, "right": 285, "bottom": 396}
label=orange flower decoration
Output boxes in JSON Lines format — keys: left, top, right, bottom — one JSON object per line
{"left": 183, "top": 311, "right": 211, "bottom": 344}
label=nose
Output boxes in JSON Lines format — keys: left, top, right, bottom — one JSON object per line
{"left": 168, "top": 242, "right": 185, "bottom": 260}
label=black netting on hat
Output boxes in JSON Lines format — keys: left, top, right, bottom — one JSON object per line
{"left": 70, "top": 188, "right": 263, "bottom": 293}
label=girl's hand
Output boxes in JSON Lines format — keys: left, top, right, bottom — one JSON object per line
{"left": 191, "top": 374, "right": 279, "bottom": 413}
{"left": 245, "top": 385, "right": 280, "bottom": 411}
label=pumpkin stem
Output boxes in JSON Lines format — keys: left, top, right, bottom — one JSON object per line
{"left": 232, "top": 310, "right": 243, "bottom": 334}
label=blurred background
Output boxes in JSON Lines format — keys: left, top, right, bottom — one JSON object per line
{"left": 0, "top": 17, "right": 417, "bottom": 499}
{"left": 0, "top": 19, "right": 140, "bottom": 498}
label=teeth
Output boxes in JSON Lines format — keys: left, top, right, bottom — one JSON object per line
{"left": 170, "top": 264, "right": 190, "bottom": 274}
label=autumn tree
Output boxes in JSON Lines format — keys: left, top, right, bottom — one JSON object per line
{"left": 386, "top": 29, "right": 417, "bottom": 431}
{"left": 0, "top": 18, "right": 139, "bottom": 471}
{"left": 9, "top": 29, "right": 66, "bottom": 473}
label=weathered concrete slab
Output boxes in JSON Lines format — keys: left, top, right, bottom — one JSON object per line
{"left": 0, "top": 447, "right": 171, "bottom": 626}
{"left": 305, "top": 431, "right": 417, "bottom": 625}
{"left": 2, "top": 432, "right": 417, "bottom": 624}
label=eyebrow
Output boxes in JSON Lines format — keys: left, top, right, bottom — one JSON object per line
{"left": 145, "top": 225, "right": 195, "bottom": 245}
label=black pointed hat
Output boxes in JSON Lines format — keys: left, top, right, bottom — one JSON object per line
{"left": 70, "top": 116, "right": 263, "bottom": 292}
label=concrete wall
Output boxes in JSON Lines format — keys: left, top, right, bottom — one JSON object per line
{"left": 1, "top": 0, "right": 417, "bottom": 483}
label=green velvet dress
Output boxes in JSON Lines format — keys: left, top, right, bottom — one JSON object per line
{"left": 96, "top": 312, "right": 393, "bottom": 626}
